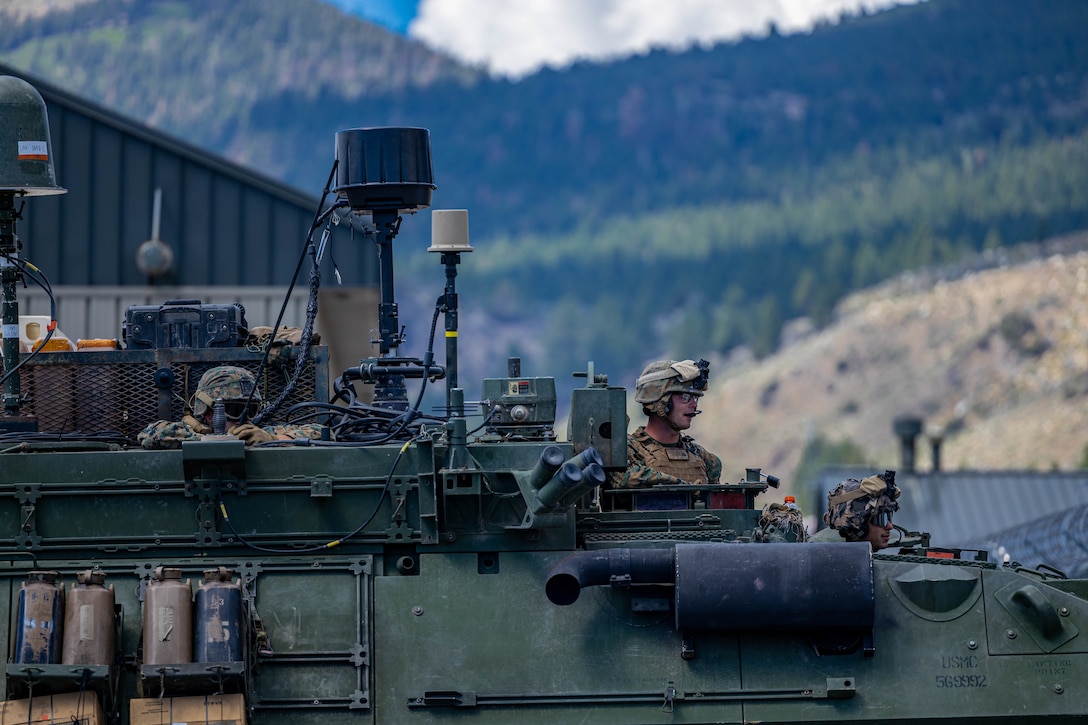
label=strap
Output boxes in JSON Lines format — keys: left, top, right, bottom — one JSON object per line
{"left": 636, "top": 359, "right": 700, "bottom": 386}
{"left": 828, "top": 475, "right": 887, "bottom": 506}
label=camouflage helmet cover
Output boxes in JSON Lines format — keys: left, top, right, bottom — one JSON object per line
{"left": 192, "top": 366, "right": 260, "bottom": 418}
{"left": 823, "top": 473, "right": 900, "bottom": 540}
{"left": 634, "top": 359, "right": 709, "bottom": 417}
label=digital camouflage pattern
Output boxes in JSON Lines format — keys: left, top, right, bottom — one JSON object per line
{"left": 633, "top": 359, "right": 707, "bottom": 418}
{"left": 137, "top": 365, "right": 329, "bottom": 448}
{"left": 823, "top": 474, "right": 900, "bottom": 540}
{"left": 609, "top": 426, "right": 722, "bottom": 488}
{"left": 138, "top": 416, "right": 326, "bottom": 449}
{"left": 192, "top": 365, "right": 260, "bottom": 418}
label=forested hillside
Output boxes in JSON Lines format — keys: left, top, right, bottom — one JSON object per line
{"left": 0, "top": 0, "right": 480, "bottom": 177}
{"left": 2, "top": 0, "right": 1087, "bottom": 388}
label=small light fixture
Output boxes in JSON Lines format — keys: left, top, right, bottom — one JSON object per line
{"left": 135, "top": 188, "right": 173, "bottom": 277}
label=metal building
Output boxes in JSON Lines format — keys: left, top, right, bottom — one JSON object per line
{"left": 2, "top": 62, "right": 380, "bottom": 288}
{"left": 1, "top": 62, "right": 381, "bottom": 376}
{"left": 812, "top": 464, "right": 1088, "bottom": 577}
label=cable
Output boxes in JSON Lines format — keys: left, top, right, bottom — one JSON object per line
{"left": 0, "top": 430, "right": 128, "bottom": 449}
{"left": 0, "top": 255, "right": 58, "bottom": 389}
{"left": 467, "top": 406, "right": 499, "bottom": 437}
{"left": 326, "top": 301, "right": 449, "bottom": 443}
{"left": 216, "top": 436, "right": 420, "bottom": 554}
{"left": 246, "top": 159, "right": 344, "bottom": 427}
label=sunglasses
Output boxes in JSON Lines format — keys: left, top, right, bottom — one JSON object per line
{"left": 870, "top": 511, "right": 893, "bottom": 527}
{"left": 675, "top": 393, "right": 700, "bottom": 404}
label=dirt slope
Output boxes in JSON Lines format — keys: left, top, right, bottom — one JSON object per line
{"left": 695, "top": 232, "right": 1088, "bottom": 485}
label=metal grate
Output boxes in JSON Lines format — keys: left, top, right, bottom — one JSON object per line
{"left": 16, "top": 346, "right": 329, "bottom": 441}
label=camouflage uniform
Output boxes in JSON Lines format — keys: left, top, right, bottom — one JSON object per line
{"left": 138, "top": 417, "right": 326, "bottom": 449}
{"left": 817, "top": 473, "right": 900, "bottom": 542}
{"left": 609, "top": 426, "right": 722, "bottom": 488}
{"left": 137, "top": 365, "right": 328, "bottom": 449}
{"left": 608, "top": 358, "right": 722, "bottom": 489}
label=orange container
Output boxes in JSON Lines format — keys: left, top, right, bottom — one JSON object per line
{"left": 77, "top": 338, "right": 120, "bottom": 350}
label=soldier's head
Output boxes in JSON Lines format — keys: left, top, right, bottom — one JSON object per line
{"left": 824, "top": 473, "right": 900, "bottom": 550}
{"left": 192, "top": 366, "right": 261, "bottom": 422}
{"left": 634, "top": 359, "right": 710, "bottom": 429}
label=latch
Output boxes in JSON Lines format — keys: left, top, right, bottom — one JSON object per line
{"left": 181, "top": 438, "right": 247, "bottom": 496}
{"left": 311, "top": 475, "right": 333, "bottom": 497}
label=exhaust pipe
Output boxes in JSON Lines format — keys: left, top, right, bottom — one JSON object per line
{"left": 545, "top": 548, "right": 675, "bottom": 606}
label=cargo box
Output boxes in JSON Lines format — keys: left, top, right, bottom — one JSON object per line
{"left": 124, "top": 300, "right": 249, "bottom": 349}
{"left": 130, "top": 693, "right": 245, "bottom": 725}
{"left": 0, "top": 691, "right": 104, "bottom": 725}
{"left": 17, "top": 346, "right": 329, "bottom": 440}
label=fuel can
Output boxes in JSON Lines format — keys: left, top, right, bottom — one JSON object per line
{"left": 194, "top": 567, "right": 243, "bottom": 663}
{"left": 15, "top": 570, "right": 64, "bottom": 664}
{"left": 62, "top": 570, "right": 115, "bottom": 666}
{"left": 142, "top": 567, "right": 192, "bottom": 665}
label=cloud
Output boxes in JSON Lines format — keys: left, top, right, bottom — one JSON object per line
{"left": 409, "top": 0, "right": 919, "bottom": 78}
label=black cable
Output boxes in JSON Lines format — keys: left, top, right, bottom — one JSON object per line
{"left": 251, "top": 220, "right": 326, "bottom": 424}
{"left": 466, "top": 405, "right": 499, "bottom": 437}
{"left": 0, "top": 430, "right": 127, "bottom": 446}
{"left": 217, "top": 435, "right": 420, "bottom": 554}
{"left": 325, "top": 301, "right": 448, "bottom": 444}
{"left": 0, "top": 255, "right": 57, "bottom": 389}
{"left": 245, "top": 159, "right": 343, "bottom": 427}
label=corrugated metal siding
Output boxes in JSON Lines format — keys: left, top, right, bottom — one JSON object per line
{"left": 1, "top": 63, "right": 377, "bottom": 288}
{"left": 17, "top": 285, "right": 315, "bottom": 343}
{"left": 812, "top": 465, "right": 1088, "bottom": 574}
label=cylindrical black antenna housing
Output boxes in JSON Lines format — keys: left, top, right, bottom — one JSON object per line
{"left": 333, "top": 127, "right": 435, "bottom": 212}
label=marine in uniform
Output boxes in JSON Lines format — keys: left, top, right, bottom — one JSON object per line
{"left": 138, "top": 366, "right": 327, "bottom": 449}
{"left": 609, "top": 359, "right": 722, "bottom": 489}
{"left": 810, "top": 472, "right": 900, "bottom": 550}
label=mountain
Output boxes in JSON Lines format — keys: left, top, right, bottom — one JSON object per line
{"left": 2, "top": 0, "right": 1088, "bottom": 482}
{"left": 0, "top": 0, "right": 481, "bottom": 179}
{"left": 697, "top": 230, "right": 1088, "bottom": 496}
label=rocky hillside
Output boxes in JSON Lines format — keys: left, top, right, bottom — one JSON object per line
{"left": 693, "top": 231, "right": 1088, "bottom": 486}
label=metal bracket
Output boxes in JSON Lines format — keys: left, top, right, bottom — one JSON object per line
{"left": 311, "top": 476, "right": 333, "bottom": 497}
{"left": 181, "top": 438, "right": 247, "bottom": 496}
{"left": 14, "top": 500, "right": 40, "bottom": 550}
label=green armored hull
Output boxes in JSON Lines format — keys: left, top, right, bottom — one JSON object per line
{"left": 0, "top": 429, "right": 1086, "bottom": 724}
{"left": 0, "top": 111, "right": 1084, "bottom": 723}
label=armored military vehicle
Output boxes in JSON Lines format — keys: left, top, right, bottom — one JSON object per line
{"left": 1, "top": 86, "right": 1085, "bottom": 723}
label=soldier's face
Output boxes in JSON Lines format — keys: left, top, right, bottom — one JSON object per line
{"left": 864, "top": 518, "right": 893, "bottom": 550}
{"left": 667, "top": 393, "right": 699, "bottom": 430}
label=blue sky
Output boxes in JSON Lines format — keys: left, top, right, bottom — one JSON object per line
{"left": 327, "top": 0, "right": 420, "bottom": 33}
{"left": 324, "top": 0, "right": 920, "bottom": 78}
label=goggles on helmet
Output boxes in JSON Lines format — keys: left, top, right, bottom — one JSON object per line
{"left": 222, "top": 400, "right": 260, "bottom": 421}
{"left": 869, "top": 511, "right": 893, "bottom": 527}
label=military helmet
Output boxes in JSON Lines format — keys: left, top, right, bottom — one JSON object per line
{"left": 823, "top": 473, "right": 900, "bottom": 540}
{"left": 634, "top": 359, "right": 710, "bottom": 418}
{"left": 192, "top": 366, "right": 261, "bottom": 419}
